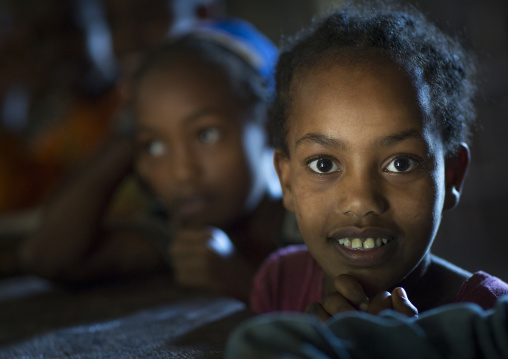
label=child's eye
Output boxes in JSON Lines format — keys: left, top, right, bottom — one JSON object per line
{"left": 198, "top": 127, "right": 221, "bottom": 144}
{"left": 143, "top": 140, "right": 166, "bottom": 157}
{"left": 308, "top": 157, "right": 339, "bottom": 174}
{"left": 385, "top": 157, "right": 419, "bottom": 173}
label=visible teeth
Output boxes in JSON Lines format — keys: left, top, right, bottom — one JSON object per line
{"left": 337, "top": 236, "right": 390, "bottom": 249}
{"left": 352, "top": 238, "right": 362, "bottom": 249}
{"left": 364, "top": 238, "right": 375, "bottom": 249}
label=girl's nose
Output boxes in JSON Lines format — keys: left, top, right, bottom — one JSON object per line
{"left": 338, "top": 171, "right": 388, "bottom": 218}
{"left": 172, "top": 146, "right": 200, "bottom": 182}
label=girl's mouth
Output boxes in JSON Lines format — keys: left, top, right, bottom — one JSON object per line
{"left": 173, "top": 194, "right": 210, "bottom": 217}
{"left": 328, "top": 228, "right": 398, "bottom": 266}
{"left": 179, "top": 197, "right": 207, "bottom": 215}
{"left": 336, "top": 237, "right": 392, "bottom": 250}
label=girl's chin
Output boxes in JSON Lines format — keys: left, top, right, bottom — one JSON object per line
{"left": 325, "top": 269, "right": 400, "bottom": 298}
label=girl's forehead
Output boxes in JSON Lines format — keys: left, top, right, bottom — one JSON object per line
{"left": 134, "top": 66, "right": 243, "bottom": 126}
{"left": 286, "top": 58, "right": 442, "bottom": 147}
{"left": 137, "top": 58, "right": 234, "bottom": 102}
{"left": 292, "top": 58, "right": 417, "bottom": 110}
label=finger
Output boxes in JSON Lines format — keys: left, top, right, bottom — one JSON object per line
{"left": 170, "top": 255, "right": 209, "bottom": 270}
{"left": 172, "top": 228, "right": 212, "bottom": 244}
{"left": 333, "top": 274, "right": 369, "bottom": 311}
{"left": 170, "top": 209, "right": 198, "bottom": 230}
{"left": 321, "top": 292, "right": 357, "bottom": 316}
{"left": 172, "top": 228, "right": 233, "bottom": 259}
{"left": 305, "top": 302, "right": 332, "bottom": 322}
{"left": 206, "top": 227, "right": 234, "bottom": 257}
{"left": 169, "top": 241, "right": 209, "bottom": 259}
{"left": 367, "top": 291, "right": 392, "bottom": 314}
{"left": 171, "top": 255, "right": 208, "bottom": 278}
{"left": 169, "top": 231, "right": 211, "bottom": 259}
{"left": 173, "top": 267, "right": 211, "bottom": 288}
{"left": 392, "top": 287, "right": 418, "bottom": 317}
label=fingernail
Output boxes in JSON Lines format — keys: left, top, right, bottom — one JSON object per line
{"left": 359, "top": 301, "right": 369, "bottom": 311}
{"left": 396, "top": 287, "right": 407, "bottom": 299}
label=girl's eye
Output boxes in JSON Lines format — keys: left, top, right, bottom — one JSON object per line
{"left": 144, "top": 140, "right": 166, "bottom": 157}
{"left": 308, "top": 158, "right": 339, "bottom": 174}
{"left": 385, "top": 157, "right": 419, "bottom": 173}
{"left": 198, "top": 127, "right": 221, "bottom": 144}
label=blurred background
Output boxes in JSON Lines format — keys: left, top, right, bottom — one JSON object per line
{"left": 0, "top": 0, "right": 506, "bottom": 280}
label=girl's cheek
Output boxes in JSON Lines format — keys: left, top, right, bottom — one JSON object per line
{"left": 136, "top": 158, "right": 164, "bottom": 190}
{"left": 134, "top": 157, "right": 149, "bottom": 180}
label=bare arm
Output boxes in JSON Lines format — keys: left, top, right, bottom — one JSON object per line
{"left": 19, "top": 136, "right": 167, "bottom": 283}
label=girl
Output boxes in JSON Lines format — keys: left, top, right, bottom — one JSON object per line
{"left": 250, "top": 1, "right": 508, "bottom": 317}
{"left": 21, "top": 18, "right": 301, "bottom": 302}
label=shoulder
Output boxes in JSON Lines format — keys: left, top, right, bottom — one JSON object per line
{"left": 455, "top": 271, "right": 508, "bottom": 310}
{"left": 254, "top": 244, "right": 317, "bottom": 285}
{"left": 265, "top": 244, "right": 314, "bottom": 264}
{"left": 249, "top": 245, "right": 323, "bottom": 314}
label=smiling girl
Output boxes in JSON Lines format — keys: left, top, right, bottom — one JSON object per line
{"left": 250, "top": 1, "right": 508, "bottom": 317}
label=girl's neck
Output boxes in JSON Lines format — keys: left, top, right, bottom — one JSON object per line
{"left": 401, "top": 253, "right": 471, "bottom": 312}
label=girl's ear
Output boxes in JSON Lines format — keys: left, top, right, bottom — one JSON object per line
{"left": 443, "top": 143, "right": 470, "bottom": 210}
{"left": 273, "top": 149, "right": 295, "bottom": 212}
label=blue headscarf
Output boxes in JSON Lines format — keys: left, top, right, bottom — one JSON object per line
{"left": 180, "top": 18, "right": 278, "bottom": 92}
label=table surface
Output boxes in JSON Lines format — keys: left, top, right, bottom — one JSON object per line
{"left": 0, "top": 274, "right": 251, "bottom": 358}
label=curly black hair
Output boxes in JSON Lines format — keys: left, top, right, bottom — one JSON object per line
{"left": 271, "top": 1, "right": 477, "bottom": 156}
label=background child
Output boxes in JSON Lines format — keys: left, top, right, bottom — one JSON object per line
{"left": 250, "top": 1, "right": 508, "bottom": 317}
{"left": 20, "top": 18, "right": 301, "bottom": 303}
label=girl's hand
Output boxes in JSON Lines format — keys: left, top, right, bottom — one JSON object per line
{"left": 305, "top": 274, "right": 418, "bottom": 321}
{"left": 368, "top": 286, "right": 418, "bottom": 317}
{"left": 305, "top": 274, "right": 369, "bottom": 321}
{"left": 168, "top": 226, "right": 234, "bottom": 291}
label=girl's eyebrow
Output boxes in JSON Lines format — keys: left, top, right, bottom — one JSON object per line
{"left": 295, "top": 129, "right": 422, "bottom": 150}
{"left": 183, "top": 107, "right": 225, "bottom": 124}
{"left": 377, "top": 129, "right": 422, "bottom": 147}
{"left": 135, "top": 108, "right": 228, "bottom": 133}
{"left": 295, "top": 133, "right": 347, "bottom": 150}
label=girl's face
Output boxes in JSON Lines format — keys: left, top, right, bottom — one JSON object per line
{"left": 134, "top": 57, "right": 268, "bottom": 228}
{"left": 275, "top": 58, "right": 461, "bottom": 295}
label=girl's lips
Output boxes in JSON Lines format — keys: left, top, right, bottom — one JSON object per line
{"left": 328, "top": 227, "right": 399, "bottom": 267}
{"left": 176, "top": 196, "right": 209, "bottom": 216}
{"left": 331, "top": 239, "right": 394, "bottom": 267}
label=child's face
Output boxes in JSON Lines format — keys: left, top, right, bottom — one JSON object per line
{"left": 275, "top": 58, "right": 463, "bottom": 294}
{"left": 134, "top": 57, "right": 268, "bottom": 228}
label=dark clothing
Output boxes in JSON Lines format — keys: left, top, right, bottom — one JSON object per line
{"left": 227, "top": 295, "right": 508, "bottom": 359}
